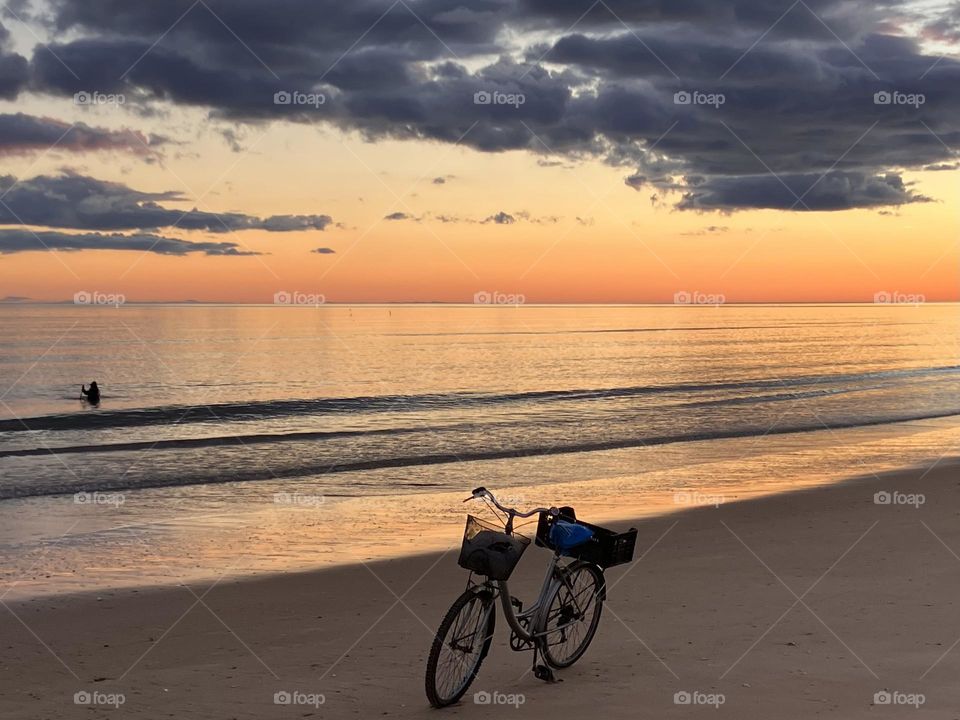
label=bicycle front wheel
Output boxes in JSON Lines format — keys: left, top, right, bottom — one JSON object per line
{"left": 425, "top": 588, "right": 496, "bottom": 707}
{"left": 539, "top": 562, "right": 605, "bottom": 668}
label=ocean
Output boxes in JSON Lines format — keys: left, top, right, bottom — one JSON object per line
{"left": 2, "top": 303, "right": 959, "bottom": 596}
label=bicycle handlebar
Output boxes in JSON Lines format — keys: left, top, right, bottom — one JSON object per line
{"left": 465, "top": 486, "right": 558, "bottom": 519}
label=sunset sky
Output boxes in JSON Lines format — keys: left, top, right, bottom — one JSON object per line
{"left": 0, "top": 0, "right": 957, "bottom": 303}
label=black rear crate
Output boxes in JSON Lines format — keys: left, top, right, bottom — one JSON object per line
{"left": 536, "top": 511, "right": 637, "bottom": 568}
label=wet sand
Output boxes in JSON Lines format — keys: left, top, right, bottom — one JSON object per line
{"left": 3, "top": 459, "right": 960, "bottom": 719}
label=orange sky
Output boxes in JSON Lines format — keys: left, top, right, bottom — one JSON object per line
{"left": 0, "top": 104, "right": 957, "bottom": 303}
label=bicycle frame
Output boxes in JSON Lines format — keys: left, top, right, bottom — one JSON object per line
{"left": 495, "top": 552, "right": 559, "bottom": 642}
{"left": 463, "top": 487, "right": 600, "bottom": 647}
{"left": 471, "top": 551, "right": 591, "bottom": 648}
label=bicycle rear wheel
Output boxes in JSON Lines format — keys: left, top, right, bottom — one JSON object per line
{"left": 425, "top": 588, "right": 496, "bottom": 707}
{"left": 539, "top": 562, "right": 604, "bottom": 668}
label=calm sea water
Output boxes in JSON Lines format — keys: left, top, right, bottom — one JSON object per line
{"left": 1, "top": 304, "right": 958, "bottom": 595}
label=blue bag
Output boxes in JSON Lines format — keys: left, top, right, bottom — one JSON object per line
{"left": 549, "top": 519, "right": 594, "bottom": 553}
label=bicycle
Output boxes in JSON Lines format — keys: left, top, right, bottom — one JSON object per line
{"left": 425, "top": 486, "right": 638, "bottom": 707}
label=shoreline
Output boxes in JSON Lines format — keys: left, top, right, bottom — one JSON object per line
{"left": 4, "top": 457, "right": 960, "bottom": 718}
{"left": 7, "top": 455, "right": 958, "bottom": 605}
{"left": 4, "top": 415, "right": 960, "bottom": 601}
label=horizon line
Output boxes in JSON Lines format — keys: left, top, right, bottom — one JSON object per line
{"left": 2, "top": 300, "right": 958, "bottom": 307}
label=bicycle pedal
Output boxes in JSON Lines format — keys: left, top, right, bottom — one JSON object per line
{"left": 533, "top": 665, "right": 557, "bottom": 683}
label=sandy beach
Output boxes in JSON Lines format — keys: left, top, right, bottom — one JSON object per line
{"left": 3, "top": 459, "right": 960, "bottom": 719}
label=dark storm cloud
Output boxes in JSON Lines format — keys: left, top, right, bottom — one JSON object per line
{"left": 0, "top": 22, "right": 28, "bottom": 98}
{"left": 0, "top": 113, "right": 164, "bottom": 156}
{"left": 20, "top": 0, "right": 960, "bottom": 211}
{"left": 513, "top": 0, "right": 891, "bottom": 39}
{"left": 0, "top": 229, "right": 261, "bottom": 255}
{"left": 0, "top": 173, "right": 333, "bottom": 232}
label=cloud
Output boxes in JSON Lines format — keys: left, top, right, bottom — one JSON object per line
{"left": 389, "top": 209, "right": 562, "bottom": 224}
{"left": 0, "top": 229, "right": 260, "bottom": 255}
{"left": 921, "top": 1, "right": 960, "bottom": 43}
{"left": 0, "top": 113, "right": 165, "bottom": 157}
{"left": 0, "top": 23, "right": 27, "bottom": 99}
{"left": 384, "top": 211, "right": 417, "bottom": 221}
{"left": 21, "top": 0, "right": 960, "bottom": 211}
{"left": 311, "top": 247, "right": 336, "bottom": 254}
{"left": 483, "top": 211, "right": 516, "bottom": 224}
{"left": 259, "top": 215, "right": 333, "bottom": 231}
{"left": 673, "top": 172, "right": 931, "bottom": 211}
{"left": 681, "top": 225, "right": 729, "bottom": 236}
{"left": 515, "top": 210, "right": 560, "bottom": 224}
{"left": 0, "top": 172, "right": 333, "bottom": 232}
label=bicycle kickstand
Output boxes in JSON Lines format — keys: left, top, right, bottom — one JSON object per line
{"left": 531, "top": 647, "right": 557, "bottom": 683}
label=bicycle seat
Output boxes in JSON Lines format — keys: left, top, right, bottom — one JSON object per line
{"left": 550, "top": 519, "right": 594, "bottom": 552}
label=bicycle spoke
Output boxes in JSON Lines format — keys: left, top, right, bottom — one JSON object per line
{"left": 432, "top": 595, "right": 491, "bottom": 702}
{"left": 541, "top": 566, "right": 603, "bottom": 667}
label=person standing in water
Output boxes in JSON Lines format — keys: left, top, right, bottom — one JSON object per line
{"left": 81, "top": 381, "right": 101, "bottom": 405}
